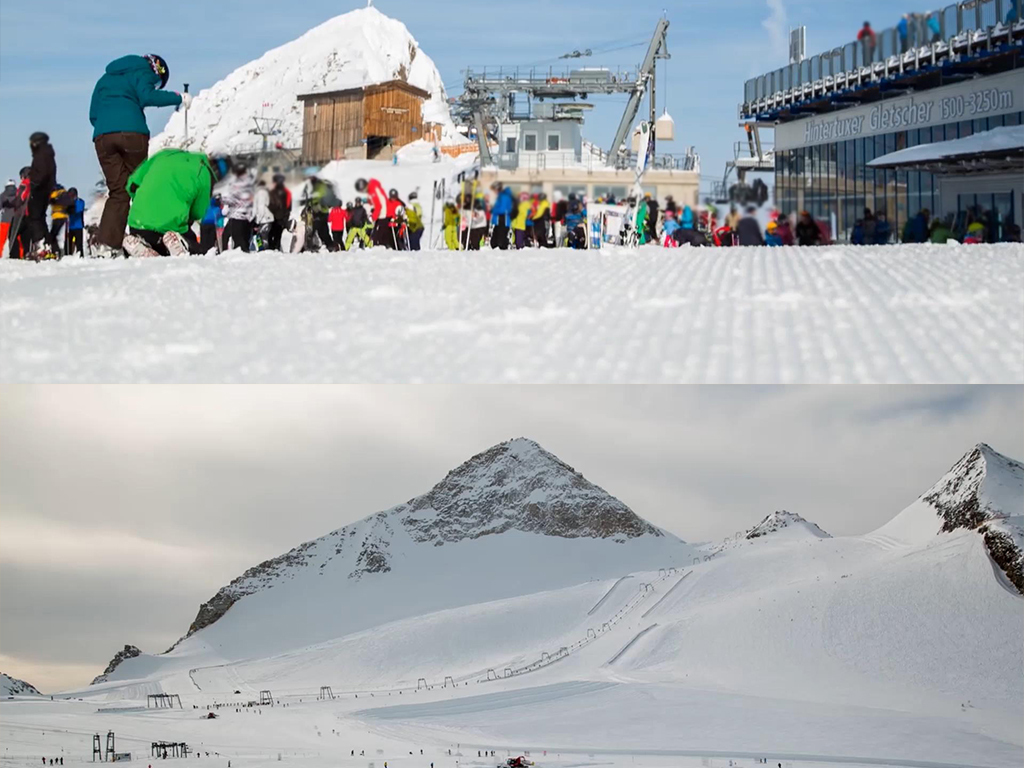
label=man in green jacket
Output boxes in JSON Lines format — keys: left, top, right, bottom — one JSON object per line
{"left": 122, "top": 149, "right": 215, "bottom": 258}
{"left": 90, "top": 54, "right": 190, "bottom": 253}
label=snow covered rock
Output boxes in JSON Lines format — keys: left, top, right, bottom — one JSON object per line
{"left": 1, "top": 672, "right": 42, "bottom": 697}
{"left": 91, "top": 645, "right": 142, "bottom": 685}
{"left": 875, "top": 443, "right": 1023, "bottom": 593}
{"left": 163, "top": 438, "right": 694, "bottom": 661}
{"left": 151, "top": 6, "right": 461, "bottom": 156}
{"left": 744, "top": 510, "right": 831, "bottom": 540}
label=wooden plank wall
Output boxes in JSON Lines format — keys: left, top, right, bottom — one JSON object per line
{"left": 364, "top": 86, "right": 425, "bottom": 147}
{"left": 302, "top": 94, "right": 363, "bottom": 164}
{"left": 302, "top": 86, "right": 429, "bottom": 164}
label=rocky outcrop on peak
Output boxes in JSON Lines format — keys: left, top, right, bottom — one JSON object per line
{"left": 2, "top": 672, "right": 42, "bottom": 697}
{"left": 745, "top": 510, "right": 831, "bottom": 540}
{"left": 91, "top": 645, "right": 142, "bottom": 685}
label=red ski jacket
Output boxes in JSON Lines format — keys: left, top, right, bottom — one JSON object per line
{"left": 328, "top": 207, "right": 348, "bottom": 232}
{"left": 367, "top": 179, "right": 388, "bottom": 221}
{"left": 385, "top": 198, "right": 404, "bottom": 219}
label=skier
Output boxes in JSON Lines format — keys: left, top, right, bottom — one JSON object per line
{"left": 564, "top": 194, "right": 586, "bottom": 249}
{"left": 48, "top": 183, "right": 73, "bottom": 255}
{"left": 221, "top": 162, "right": 255, "bottom": 252}
{"left": 384, "top": 188, "right": 406, "bottom": 250}
{"left": 662, "top": 209, "right": 681, "bottom": 244}
{"left": 489, "top": 182, "right": 514, "bottom": 250}
{"left": 645, "top": 193, "right": 659, "bottom": 243}
{"left": 301, "top": 174, "right": 338, "bottom": 251}
{"left": 7, "top": 169, "right": 31, "bottom": 258}
{"left": 736, "top": 205, "right": 764, "bottom": 246}
{"left": 121, "top": 148, "right": 216, "bottom": 257}
{"left": 467, "top": 191, "right": 488, "bottom": 251}
{"left": 90, "top": 54, "right": 189, "bottom": 254}
{"left": 775, "top": 213, "right": 795, "bottom": 246}
{"left": 551, "top": 190, "right": 567, "bottom": 246}
{"left": 345, "top": 198, "right": 372, "bottom": 250}
{"left": 0, "top": 178, "right": 17, "bottom": 256}
{"left": 795, "top": 211, "right": 822, "bottom": 246}
{"left": 66, "top": 188, "right": 86, "bottom": 257}
{"left": 23, "top": 132, "right": 58, "bottom": 259}
{"left": 443, "top": 199, "right": 460, "bottom": 250}
{"left": 354, "top": 177, "right": 389, "bottom": 246}
{"left": 764, "top": 220, "right": 783, "bottom": 246}
{"left": 268, "top": 174, "right": 292, "bottom": 251}
{"left": 511, "top": 192, "right": 530, "bottom": 249}
{"left": 406, "top": 191, "right": 424, "bottom": 250}
{"left": 328, "top": 203, "right": 349, "bottom": 251}
{"left": 252, "top": 180, "right": 274, "bottom": 251}
{"left": 532, "top": 193, "right": 551, "bottom": 247}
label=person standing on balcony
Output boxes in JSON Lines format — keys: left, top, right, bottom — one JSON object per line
{"left": 897, "top": 14, "right": 910, "bottom": 53}
{"left": 858, "top": 22, "right": 877, "bottom": 64}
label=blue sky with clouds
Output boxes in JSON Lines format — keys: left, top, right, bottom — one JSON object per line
{"left": 0, "top": 0, "right": 933, "bottom": 195}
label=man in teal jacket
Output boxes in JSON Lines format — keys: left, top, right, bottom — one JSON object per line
{"left": 89, "top": 54, "right": 190, "bottom": 253}
{"left": 121, "top": 149, "right": 214, "bottom": 258}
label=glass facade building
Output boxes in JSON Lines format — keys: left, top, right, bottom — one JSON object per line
{"left": 775, "top": 111, "right": 1024, "bottom": 242}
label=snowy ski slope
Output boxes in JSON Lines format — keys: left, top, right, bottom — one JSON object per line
{"left": 1, "top": 243, "right": 1021, "bottom": 383}
{"left": 7, "top": 447, "right": 1017, "bottom": 768}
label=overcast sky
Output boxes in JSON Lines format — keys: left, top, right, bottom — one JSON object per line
{"left": 1, "top": 385, "right": 1021, "bottom": 693}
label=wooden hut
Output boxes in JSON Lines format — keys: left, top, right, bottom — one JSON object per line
{"left": 298, "top": 80, "right": 436, "bottom": 164}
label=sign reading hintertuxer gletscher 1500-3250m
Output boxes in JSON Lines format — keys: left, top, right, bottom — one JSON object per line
{"left": 773, "top": 69, "right": 1024, "bottom": 151}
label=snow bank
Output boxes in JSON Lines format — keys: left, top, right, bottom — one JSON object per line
{"left": 151, "top": 6, "right": 465, "bottom": 155}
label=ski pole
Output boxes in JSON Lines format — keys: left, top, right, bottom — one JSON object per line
{"left": 183, "top": 83, "right": 190, "bottom": 145}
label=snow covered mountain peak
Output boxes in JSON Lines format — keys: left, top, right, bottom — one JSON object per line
{"left": 151, "top": 5, "right": 458, "bottom": 155}
{"left": 919, "top": 443, "right": 1022, "bottom": 534}
{"left": 170, "top": 439, "right": 690, "bottom": 656}
{"left": 402, "top": 437, "right": 665, "bottom": 545}
{"left": 1, "top": 672, "right": 42, "bottom": 697}
{"left": 874, "top": 443, "right": 1023, "bottom": 594}
{"left": 745, "top": 510, "right": 831, "bottom": 540}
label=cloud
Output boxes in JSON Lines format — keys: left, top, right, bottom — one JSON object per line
{"left": 762, "top": 0, "right": 790, "bottom": 61}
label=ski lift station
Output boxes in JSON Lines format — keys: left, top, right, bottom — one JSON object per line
{"left": 741, "top": 0, "right": 1024, "bottom": 242}
{"left": 454, "top": 18, "right": 702, "bottom": 206}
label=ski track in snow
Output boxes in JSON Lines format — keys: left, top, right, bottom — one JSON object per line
{"left": 0, "top": 244, "right": 1021, "bottom": 383}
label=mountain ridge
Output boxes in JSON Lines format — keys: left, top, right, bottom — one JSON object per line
{"left": 164, "top": 438, "right": 684, "bottom": 656}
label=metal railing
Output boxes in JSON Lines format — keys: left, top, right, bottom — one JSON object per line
{"left": 464, "top": 66, "right": 642, "bottom": 88}
{"left": 495, "top": 150, "right": 699, "bottom": 174}
{"left": 741, "top": 0, "right": 1023, "bottom": 116}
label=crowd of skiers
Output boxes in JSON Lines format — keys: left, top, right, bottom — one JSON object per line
{"left": 1, "top": 134, "right": 88, "bottom": 260}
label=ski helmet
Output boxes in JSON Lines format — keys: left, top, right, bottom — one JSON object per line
{"left": 145, "top": 54, "right": 170, "bottom": 89}
{"left": 19, "top": 167, "right": 30, "bottom": 179}
{"left": 354, "top": 178, "right": 368, "bottom": 192}
{"left": 29, "top": 132, "right": 49, "bottom": 149}
{"left": 388, "top": 188, "right": 399, "bottom": 200}
{"left": 272, "top": 173, "right": 286, "bottom": 184}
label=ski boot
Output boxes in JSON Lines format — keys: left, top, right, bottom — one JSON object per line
{"left": 161, "top": 231, "right": 190, "bottom": 257}
{"left": 122, "top": 234, "right": 160, "bottom": 258}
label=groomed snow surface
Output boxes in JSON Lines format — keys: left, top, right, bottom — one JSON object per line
{"left": 1, "top": 243, "right": 1021, "bottom": 383}
{"left": 3, "top": 529, "right": 1020, "bottom": 768}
